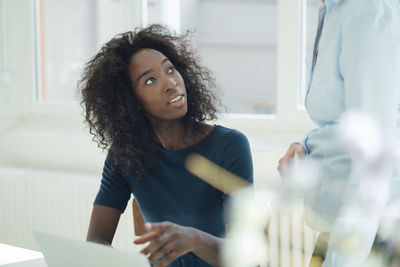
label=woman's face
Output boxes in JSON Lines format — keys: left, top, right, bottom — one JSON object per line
{"left": 129, "top": 49, "right": 187, "bottom": 125}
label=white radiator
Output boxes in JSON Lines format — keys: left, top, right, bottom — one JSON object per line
{"left": 0, "top": 167, "right": 135, "bottom": 252}
{"left": 266, "top": 206, "right": 318, "bottom": 267}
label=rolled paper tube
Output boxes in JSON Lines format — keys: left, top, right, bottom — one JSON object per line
{"left": 185, "top": 153, "right": 251, "bottom": 195}
{"left": 309, "top": 256, "right": 323, "bottom": 267}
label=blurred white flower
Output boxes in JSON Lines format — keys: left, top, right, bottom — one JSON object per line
{"left": 389, "top": 132, "right": 400, "bottom": 172}
{"left": 377, "top": 199, "right": 400, "bottom": 241}
{"left": 337, "top": 111, "right": 382, "bottom": 164}
{"left": 223, "top": 229, "right": 268, "bottom": 267}
{"left": 281, "top": 155, "right": 320, "bottom": 198}
{"left": 364, "top": 251, "right": 388, "bottom": 267}
{"left": 356, "top": 175, "right": 390, "bottom": 214}
{"left": 222, "top": 188, "right": 272, "bottom": 267}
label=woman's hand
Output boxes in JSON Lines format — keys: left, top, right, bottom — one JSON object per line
{"left": 134, "top": 222, "right": 200, "bottom": 267}
{"left": 277, "top": 142, "right": 306, "bottom": 176}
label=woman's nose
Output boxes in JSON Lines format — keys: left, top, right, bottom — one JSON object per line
{"left": 164, "top": 79, "right": 177, "bottom": 93}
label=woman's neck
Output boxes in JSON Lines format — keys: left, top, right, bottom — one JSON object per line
{"left": 151, "top": 120, "right": 187, "bottom": 150}
{"left": 151, "top": 120, "right": 212, "bottom": 151}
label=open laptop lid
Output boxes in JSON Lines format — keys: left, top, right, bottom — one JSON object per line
{"left": 33, "top": 231, "right": 150, "bottom": 267}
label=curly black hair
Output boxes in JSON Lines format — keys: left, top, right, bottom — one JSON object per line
{"left": 79, "top": 24, "right": 220, "bottom": 181}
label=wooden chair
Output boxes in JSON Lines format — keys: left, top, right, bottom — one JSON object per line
{"left": 309, "top": 232, "right": 329, "bottom": 267}
{"left": 132, "top": 199, "right": 146, "bottom": 236}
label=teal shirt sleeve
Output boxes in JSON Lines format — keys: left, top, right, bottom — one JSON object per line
{"left": 220, "top": 129, "right": 254, "bottom": 201}
{"left": 223, "top": 129, "right": 253, "bottom": 183}
{"left": 94, "top": 155, "right": 131, "bottom": 213}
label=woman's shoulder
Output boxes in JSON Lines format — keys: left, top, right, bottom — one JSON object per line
{"left": 211, "top": 125, "right": 249, "bottom": 143}
{"left": 203, "top": 125, "right": 250, "bottom": 154}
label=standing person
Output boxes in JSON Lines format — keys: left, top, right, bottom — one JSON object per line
{"left": 278, "top": 0, "right": 400, "bottom": 266}
{"left": 79, "top": 24, "right": 253, "bottom": 267}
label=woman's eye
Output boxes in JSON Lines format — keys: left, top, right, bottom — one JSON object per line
{"left": 167, "top": 66, "right": 175, "bottom": 73}
{"left": 145, "top": 78, "right": 155, "bottom": 85}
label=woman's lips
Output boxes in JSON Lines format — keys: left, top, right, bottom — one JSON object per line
{"left": 167, "top": 94, "right": 185, "bottom": 107}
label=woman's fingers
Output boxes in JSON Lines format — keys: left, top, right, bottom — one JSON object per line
{"left": 153, "top": 251, "right": 179, "bottom": 267}
{"left": 148, "top": 246, "right": 169, "bottom": 263}
{"left": 277, "top": 155, "right": 289, "bottom": 172}
{"left": 153, "top": 241, "right": 183, "bottom": 267}
{"left": 277, "top": 143, "right": 306, "bottom": 175}
{"left": 293, "top": 147, "right": 306, "bottom": 157}
{"left": 146, "top": 222, "right": 172, "bottom": 233}
{"left": 134, "top": 222, "right": 171, "bottom": 245}
{"left": 141, "top": 231, "right": 171, "bottom": 256}
{"left": 135, "top": 221, "right": 194, "bottom": 266}
{"left": 290, "top": 142, "right": 306, "bottom": 154}
{"left": 134, "top": 230, "right": 160, "bottom": 244}
{"left": 148, "top": 238, "right": 176, "bottom": 263}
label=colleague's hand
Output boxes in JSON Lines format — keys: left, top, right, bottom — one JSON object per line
{"left": 277, "top": 142, "right": 306, "bottom": 176}
{"left": 134, "top": 221, "right": 200, "bottom": 267}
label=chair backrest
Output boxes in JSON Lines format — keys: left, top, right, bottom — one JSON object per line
{"left": 132, "top": 199, "right": 146, "bottom": 236}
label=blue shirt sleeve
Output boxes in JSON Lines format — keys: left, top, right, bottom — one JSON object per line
{"left": 94, "top": 154, "right": 132, "bottom": 213}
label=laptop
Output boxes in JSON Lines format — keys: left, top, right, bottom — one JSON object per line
{"left": 33, "top": 231, "right": 150, "bottom": 267}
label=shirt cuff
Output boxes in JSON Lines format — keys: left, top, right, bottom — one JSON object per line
{"left": 295, "top": 135, "right": 310, "bottom": 154}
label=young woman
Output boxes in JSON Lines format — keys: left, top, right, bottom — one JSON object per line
{"left": 79, "top": 24, "right": 253, "bottom": 267}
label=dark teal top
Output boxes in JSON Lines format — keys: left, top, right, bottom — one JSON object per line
{"left": 94, "top": 125, "right": 253, "bottom": 266}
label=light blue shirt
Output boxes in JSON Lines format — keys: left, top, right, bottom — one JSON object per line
{"left": 299, "top": 0, "right": 400, "bottom": 265}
